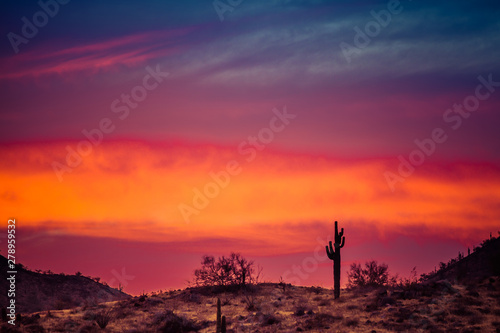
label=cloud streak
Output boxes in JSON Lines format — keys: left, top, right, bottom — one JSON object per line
{"left": 0, "top": 28, "right": 193, "bottom": 79}
{"left": 1, "top": 140, "right": 499, "bottom": 246}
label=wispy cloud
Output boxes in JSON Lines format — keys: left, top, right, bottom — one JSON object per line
{"left": 0, "top": 28, "right": 194, "bottom": 80}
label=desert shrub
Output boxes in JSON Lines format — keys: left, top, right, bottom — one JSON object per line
{"left": 145, "top": 296, "right": 164, "bottom": 306}
{"left": 347, "top": 260, "right": 390, "bottom": 288}
{"left": 154, "top": 310, "right": 200, "bottom": 332}
{"left": 308, "top": 286, "right": 322, "bottom": 294}
{"left": 345, "top": 318, "right": 359, "bottom": 327}
{"left": 82, "top": 310, "right": 96, "bottom": 321}
{"left": 294, "top": 305, "right": 311, "bottom": 317}
{"left": 180, "top": 291, "right": 202, "bottom": 304}
{"left": 242, "top": 290, "right": 260, "bottom": 311}
{"left": 192, "top": 253, "right": 259, "bottom": 288}
{"left": 260, "top": 313, "right": 280, "bottom": 326}
{"left": 318, "top": 298, "right": 331, "bottom": 306}
{"left": 78, "top": 323, "right": 99, "bottom": 333}
{"left": 58, "top": 319, "right": 79, "bottom": 331}
{"left": 112, "top": 306, "right": 133, "bottom": 319}
{"left": 395, "top": 267, "right": 419, "bottom": 289}
{"left": 94, "top": 309, "right": 113, "bottom": 329}
{"left": 304, "top": 313, "right": 342, "bottom": 330}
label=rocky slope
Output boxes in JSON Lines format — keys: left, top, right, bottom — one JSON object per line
{"left": 0, "top": 255, "right": 130, "bottom": 314}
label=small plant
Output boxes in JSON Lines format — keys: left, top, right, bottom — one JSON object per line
{"left": 261, "top": 313, "right": 280, "bottom": 326}
{"left": 318, "top": 298, "right": 331, "bottom": 306}
{"left": 345, "top": 318, "right": 359, "bottom": 327}
{"left": 305, "top": 313, "right": 342, "bottom": 330}
{"left": 94, "top": 309, "right": 113, "bottom": 329}
{"left": 294, "top": 305, "right": 311, "bottom": 317}
{"left": 309, "top": 286, "right": 322, "bottom": 294}
{"left": 157, "top": 310, "right": 201, "bottom": 332}
{"left": 243, "top": 292, "right": 258, "bottom": 311}
{"left": 279, "top": 276, "right": 286, "bottom": 293}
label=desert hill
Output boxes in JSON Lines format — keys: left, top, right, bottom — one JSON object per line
{"left": 421, "top": 234, "right": 500, "bottom": 285}
{"left": 0, "top": 255, "right": 130, "bottom": 314}
{"left": 1, "top": 234, "right": 499, "bottom": 332}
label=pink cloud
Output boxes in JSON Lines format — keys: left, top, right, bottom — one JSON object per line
{"left": 0, "top": 28, "right": 194, "bottom": 80}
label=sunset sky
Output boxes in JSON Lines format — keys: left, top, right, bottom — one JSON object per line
{"left": 1, "top": 0, "right": 500, "bottom": 295}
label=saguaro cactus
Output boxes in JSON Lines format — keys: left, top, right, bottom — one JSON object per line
{"left": 216, "top": 298, "right": 221, "bottom": 333}
{"left": 221, "top": 316, "right": 227, "bottom": 333}
{"left": 216, "top": 298, "right": 227, "bottom": 333}
{"left": 326, "top": 221, "right": 345, "bottom": 299}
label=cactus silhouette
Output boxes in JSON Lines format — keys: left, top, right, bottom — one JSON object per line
{"left": 326, "top": 221, "right": 345, "bottom": 299}
{"left": 216, "top": 298, "right": 221, "bottom": 333}
{"left": 221, "top": 315, "right": 226, "bottom": 333}
{"left": 216, "top": 298, "right": 227, "bottom": 333}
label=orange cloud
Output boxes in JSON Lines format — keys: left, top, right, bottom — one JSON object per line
{"left": 1, "top": 140, "right": 499, "bottom": 255}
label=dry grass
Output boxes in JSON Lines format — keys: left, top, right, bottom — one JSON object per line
{"left": 4, "top": 278, "right": 500, "bottom": 332}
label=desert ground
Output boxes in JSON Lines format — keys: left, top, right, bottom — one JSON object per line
{"left": 4, "top": 277, "right": 500, "bottom": 332}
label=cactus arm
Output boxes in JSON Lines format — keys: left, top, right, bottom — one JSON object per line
{"left": 326, "top": 241, "right": 335, "bottom": 260}
{"left": 339, "top": 236, "right": 345, "bottom": 248}
{"left": 339, "top": 228, "right": 344, "bottom": 238}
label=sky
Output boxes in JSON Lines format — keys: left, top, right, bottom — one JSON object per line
{"left": 1, "top": 0, "right": 500, "bottom": 295}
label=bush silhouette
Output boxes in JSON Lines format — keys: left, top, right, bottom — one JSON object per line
{"left": 94, "top": 309, "right": 113, "bottom": 329}
{"left": 193, "top": 252, "right": 257, "bottom": 288}
{"left": 347, "top": 260, "right": 389, "bottom": 288}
